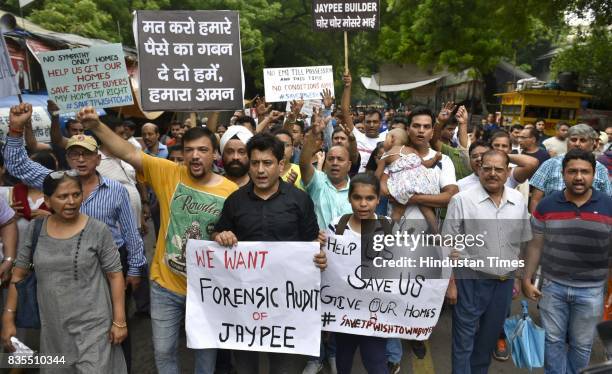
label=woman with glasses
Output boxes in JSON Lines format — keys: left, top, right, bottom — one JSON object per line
{"left": 1, "top": 171, "right": 128, "bottom": 373}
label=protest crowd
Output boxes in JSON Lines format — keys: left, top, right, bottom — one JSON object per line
{"left": 0, "top": 6, "right": 611, "bottom": 374}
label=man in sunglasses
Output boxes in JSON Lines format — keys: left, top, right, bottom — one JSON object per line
{"left": 3, "top": 103, "right": 146, "bottom": 373}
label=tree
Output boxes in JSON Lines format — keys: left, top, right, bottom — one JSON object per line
{"left": 551, "top": 26, "right": 612, "bottom": 108}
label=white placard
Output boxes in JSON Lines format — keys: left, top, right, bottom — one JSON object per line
{"left": 186, "top": 240, "right": 322, "bottom": 356}
{"left": 264, "top": 65, "right": 334, "bottom": 103}
{"left": 321, "top": 233, "right": 448, "bottom": 339}
{"left": 0, "top": 106, "right": 51, "bottom": 143}
{"left": 0, "top": 30, "right": 20, "bottom": 99}
{"left": 39, "top": 44, "right": 133, "bottom": 113}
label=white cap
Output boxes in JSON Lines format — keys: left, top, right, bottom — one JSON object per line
{"left": 219, "top": 125, "right": 253, "bottom": 154}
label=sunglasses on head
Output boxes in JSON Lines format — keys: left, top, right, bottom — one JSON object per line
{"left": 48, "top": 170, "right": 79, "bottom": 179}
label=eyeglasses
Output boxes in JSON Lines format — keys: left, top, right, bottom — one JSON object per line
{"left": 66, "top": 150, "right": 97, "bottom": 160}
{"left": 481, "top": 166, "right": 507, "bottom": 174}
{"left": 48, "top": 170, "right": 79, "bottom": 179}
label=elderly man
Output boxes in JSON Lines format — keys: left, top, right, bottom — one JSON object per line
{"left": 219, "top": 125, "right": 253, "bottom": 187}
{"left": 443, "top": 149, "right": 532, "bottom": 374}
{"left": 523, "top": 149, "right": 612, "bottom": 374}
{"left": 529, "top": 124, "right": 611, "bottom": 212}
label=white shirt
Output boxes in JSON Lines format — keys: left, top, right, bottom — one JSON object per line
{"left": 401, "top": 148, "right": 457, "bottom": 221}
{"left": 353, "top": 128, "right": 387, "bottom": 172}
{"left": 128, "top": 136, "right": 143, "bottom": 150}
{"left": 442, "top": 183, "right": 532, "bottom": 276}
{"left": 542, "top": 137, "right": 567, "bottom": 157}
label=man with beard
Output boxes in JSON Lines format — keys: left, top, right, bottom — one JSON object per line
{"left": 75, "top": 106, "right": 238, "bottom": 374}
{"left": 529, "top": 124, "right": 611, "bottom": 212}
{"left": 219, "top": 126, "right": 252, "bottom": 187}
{"left": 142, "top": 123, "right": 169, "bottom": 159}
{"left": 443, "top": 149, "right": 531, "bottom": 374}
{"left": 523, "top": 149, "right": 612, "bottom": 373}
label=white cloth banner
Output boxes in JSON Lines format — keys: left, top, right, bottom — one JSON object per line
{"left": 264, "top": 65, "right": 334, "bottom": 103}
{"left": 186, "top": 240, "right": 322, "bottom": 356}
{"left": 0, "top": 30, "right": 20, "bottom": 99}
{"left": 0, "top": 107, "right": 51, "bottom": 143}
{"left": 321, "top": 233, "right": 448, "bottom": 340}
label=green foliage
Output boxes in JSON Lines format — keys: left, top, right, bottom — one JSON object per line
{"left": 551, "top": 26, "right": 612, "bottom": 107}
{"left": 378, "top": 0, "right": 564, "bottom": 75}
{"left": 28, "top": 0, "right": 119, "bottom": 42}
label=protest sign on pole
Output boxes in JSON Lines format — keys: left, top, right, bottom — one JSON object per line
{"left": 0, "top": 30, "right": 20, "bottom": 99}
{"left": 321, "top": 232, "right": 448, "bottom": 340}
{"left": 186, "top": 240, "right": 322, "bottom": 356}
{"left": 312, "top": 0, "right": 380, "bottom": 31}
{"left": 39, "top": 44, "right": 133, "bottom": 113}
{"left": 264, "top": 66, "right": 334, "bottom": 103}
{"left": 0, "top": 106, "right": 51, "bottom": 143}
{"left": 135, "top": 10, "right": 244, "bottom": 111}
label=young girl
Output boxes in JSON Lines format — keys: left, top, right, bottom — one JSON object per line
{"left": 327, "top": 173, "right": 390, "bottom": 374}
{"left": 375, "top": 128, "right": 441, "bottom": 232}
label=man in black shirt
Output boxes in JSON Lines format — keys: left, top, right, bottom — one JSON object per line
{"left": 212, "top": 133, "right": 327, "bottom": 374}
{"left": 518, "top": 127, "right": 550, "bottom": 167}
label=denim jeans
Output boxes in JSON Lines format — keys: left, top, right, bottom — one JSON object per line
{"left": 386, "top": 338, "right": 402, "bottom": 364}
{"left": 150, "top": 281, "right": 216, "bottom": 374}
{"left": 452, "top": 277, "right": 513, "bottom": 374}
{"left": 539, "top": 279, "right": 604, "bottom": 374}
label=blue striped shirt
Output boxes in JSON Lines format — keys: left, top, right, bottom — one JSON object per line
{"left": 2, "top": 136, "right": 146, "bottom": 276}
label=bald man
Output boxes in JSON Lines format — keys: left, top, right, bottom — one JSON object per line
{"left": 142, "top": 123, "right": 168, "bottom": 159}
{"left": 299, "top": 124, "right": 353, "bottom": 230}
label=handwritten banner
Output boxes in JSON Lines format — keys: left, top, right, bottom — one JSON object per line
{"left": 312, "top": 0, "right": 380, "bottom": 31}
{"left": 264, "top": 66, "right": 334, "bottom": 103}
{"left": 321, "top": 233, "right": 447, "bottom": 339}
{"left": 185, "top": 241, "right": 321, "bottom": 356}
{"left": 136, "top": 10, "right": 244, "bottom": 111}
{"left": 0, "top": 30, "right": 20, "bottom": 99}
{"left": 0, "top": 106, "right": 51, "bottom": 143}
{"left": 39, "top": 44, "right": 133, "bottom": 113}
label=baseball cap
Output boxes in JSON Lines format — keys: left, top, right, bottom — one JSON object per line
{"left": 65, "top": 135, "right": 98, "bottom": 152}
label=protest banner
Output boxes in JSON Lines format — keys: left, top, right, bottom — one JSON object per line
{"left": 285, "top": 99, "right": 324, "bottom": 118}
{"left": 185, "top": 240, "right": 322, "bottom": 356}
{"left": 264, "top": 66, "right": 334, "bottom": 103}
{"left": 136, "top": 10, "right": 244, "bottom": 111}
{"left": 312, "top": 0, "right": 380, "bottom": 31}
{"left": 39, "top": 44, "right": 133, "bottom": 113}
{"left": 0, "top": 30, "right": 20, "bottom": 99}
{"left": 0, "top": 106, "right": 51, "bottom": 143}
{"left": 321, "top": 232, "right": 448, "bottom": 340}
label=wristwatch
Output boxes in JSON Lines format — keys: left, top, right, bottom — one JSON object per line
{"left": 2, "top": 256, "right": 14, "bottom": 264}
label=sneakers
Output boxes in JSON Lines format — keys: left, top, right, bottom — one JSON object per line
{"left": 302, "top": 360, "right": 323, "bottom": 374}
{"left": 411, "top": 340, "right": 427, "bottom": 359}
{"left": 328, "top": 356, "right": 337, "bottom": 374}
{"left": 493, "top": 338, "right": 510, "bottom": 361}
{"left": 388, "top": 361, "right": 401, "bottom": 374}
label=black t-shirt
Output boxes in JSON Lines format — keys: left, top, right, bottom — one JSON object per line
{"left": 214, "top": 180, "right": 320, "bottom": 240}
{"left": 524, "top": 148, "right": 550, "bottom": 168}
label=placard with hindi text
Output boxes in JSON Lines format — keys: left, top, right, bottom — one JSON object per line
{"left": 136, "top": 10, "right": 244, "bottom": 111}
